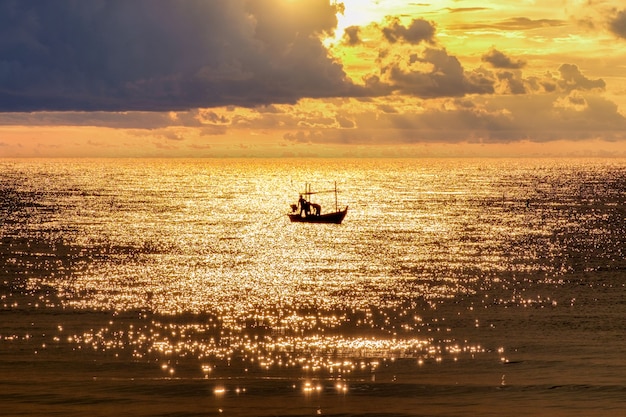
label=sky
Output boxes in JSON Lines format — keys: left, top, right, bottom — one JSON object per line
{"left": 1, "top": 0, "right": 626, "bottom": 157}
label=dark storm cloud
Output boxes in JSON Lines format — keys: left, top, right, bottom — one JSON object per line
{"left": 608, "top": 9, "right": 626, "bottom": 39}
{"left": 0, "top": 0, "right": 361, "bottom": 112}
{"left": 382, "top": 18, "right": 436, "bottom": 44}
{"left": 482, "top": 48, "right": 526, "bottom": 69}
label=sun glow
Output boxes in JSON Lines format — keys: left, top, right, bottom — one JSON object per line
{"left": 332, "top": 0, "right": 443, "bottom": 37}
{"left": 323, "top": 0, "right": 379, "bottom": 45}
{"left": 336, "top": 0, "right": 377, "bottom": 30}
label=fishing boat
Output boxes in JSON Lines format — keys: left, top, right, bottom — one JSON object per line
{"left": 288, "top": 182, "right": 348, "bottom": 224}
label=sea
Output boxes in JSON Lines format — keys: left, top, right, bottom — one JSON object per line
{"left": 0, "top": 158, "right": 625, "bottom": 417}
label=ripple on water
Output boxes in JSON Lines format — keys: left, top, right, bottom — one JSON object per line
{"left": 2, "top": 159, "right": 626, "bottom": 415}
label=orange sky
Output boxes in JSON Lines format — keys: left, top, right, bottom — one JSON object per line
{"left": 1, "top": 0, "right": 626, "bottom": 157}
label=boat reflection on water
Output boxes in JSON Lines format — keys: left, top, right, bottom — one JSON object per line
{"left": 288, "top": 182, "right": 348, "bottom": 224}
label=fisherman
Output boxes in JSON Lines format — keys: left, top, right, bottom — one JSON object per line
{"left": 298, "top": 194, "right": 310, "bottom": 217}
{"left": 310, "top": 202, "right": 321, "bottom": 216}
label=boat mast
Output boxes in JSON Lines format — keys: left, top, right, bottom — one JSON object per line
{"left": 334, "top": 181, "right": 338, "bottom": 212}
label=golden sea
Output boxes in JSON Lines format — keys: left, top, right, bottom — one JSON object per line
{"left": 1, "top": 158, "right": 625, "bottom": 416}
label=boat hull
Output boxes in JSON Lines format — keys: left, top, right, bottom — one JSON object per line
{"left": 288, "top": 207, "right": 348, "bottom": 224}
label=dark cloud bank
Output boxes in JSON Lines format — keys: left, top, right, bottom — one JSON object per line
{"left": 0, "top": 0, "right": 622, "bottom": 125}
{"left": 0, "top": 0, "right": 360, "bottom": 112}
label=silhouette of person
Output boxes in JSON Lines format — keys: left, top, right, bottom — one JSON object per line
{"left": 298, "top": 195, "right": 310, "bottom": 216}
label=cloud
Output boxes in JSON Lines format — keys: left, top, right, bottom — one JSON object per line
{"left": 482, "top": 48, "right": 526, "bottom": 69}
{"left": 608, "top": 9, "right": 626, "bottom": 39}
{"left": 378, "top": 104, "right": 398, "bottom": 113}
{"left": 451, "top": 17, "right": 565, "bottom": 31}
{"left": 496, "top": 72, "right": 526, "bottom": 94}
{"left": 384, "top": 48, "right": 495, "bottom": 97}
{"left": 284, "top": 130, "right": 324, "bottom": 143}
{"left": 0, "top": 110, "right": 207, "bottom": 129}
{"left": 283, "top": 91, "right": 626, "bottom": 146}
{"left": 343, "top": 26, "right": 362, "bottom": 45}
{"left": 558, "top": 64, "right": 605, "bottom": 91}
{"left": 281, "top": 64, "right": 626, "bottom": 146}
{"left": 446, "top": 8, "right": 490, "bottom": 14}
{"left": 382, "top": 18, "right": 436, "bottom": 44}
{"left": 3, "top": 1, "right": 624, "bottom": 153}
{"left": 336, "top": 115, "right": 355, "bottom": 128}
{"left": 0, "top": 0, "right": 361, "bottom": 112}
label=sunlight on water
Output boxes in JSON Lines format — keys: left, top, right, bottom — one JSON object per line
{"left": 2, "top": 158, "right": 626, "bottom": 412}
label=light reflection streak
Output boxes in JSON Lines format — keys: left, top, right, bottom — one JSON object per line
{"left": 48, "top": 310, "right": 489, "bottom": 379}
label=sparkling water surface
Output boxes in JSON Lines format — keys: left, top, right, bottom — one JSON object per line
{"left": 1, "top": 158, "right": 625, "bottom": 416}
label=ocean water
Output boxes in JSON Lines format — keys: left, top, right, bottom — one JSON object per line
{"left": 0, "top": 158, "right": 625, "bottom": 416}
